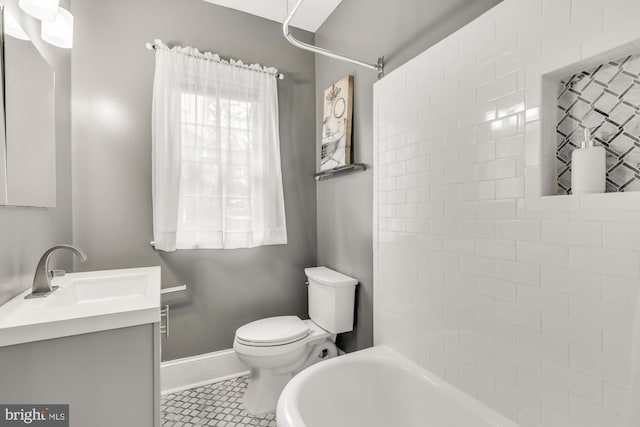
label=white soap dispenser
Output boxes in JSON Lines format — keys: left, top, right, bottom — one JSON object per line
{"left": 571, "top": 128, "right": 606, "bottom": 195}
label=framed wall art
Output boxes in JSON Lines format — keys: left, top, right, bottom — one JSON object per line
{"left": 320, "top": 75, "right": 354, "bottom": 172}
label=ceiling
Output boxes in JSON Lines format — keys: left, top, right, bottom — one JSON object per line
{"left": 201, "top": 0, "right": 343, "bottom": 33}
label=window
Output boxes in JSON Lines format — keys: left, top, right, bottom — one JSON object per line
{"left": 151, "top": 43, "right": 287, "bottom": 251}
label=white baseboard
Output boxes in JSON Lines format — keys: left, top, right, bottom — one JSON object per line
{"left": 161, "top": 349, "right": 249, "bottom": 395}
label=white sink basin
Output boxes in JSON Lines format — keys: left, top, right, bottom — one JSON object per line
{"left": 0, "top": 267, "right": 161, "bottom": 347}
{"left": 45, "top": 272, "right": 151, "bottom": 306}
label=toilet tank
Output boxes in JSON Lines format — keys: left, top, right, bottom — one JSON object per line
{"left": 305, "top": 267, "right": 358, "bottom": 334}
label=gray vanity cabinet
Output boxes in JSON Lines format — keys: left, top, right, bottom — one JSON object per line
{"left": 0, "top": 323, "right": 161, "bottom": 427}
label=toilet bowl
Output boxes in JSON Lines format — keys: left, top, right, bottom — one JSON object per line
{"left": 234, "top": 317, "right": 338, "bottom": 415}
{"left": 233, "top": 267, "right": 358, "bottom": 415}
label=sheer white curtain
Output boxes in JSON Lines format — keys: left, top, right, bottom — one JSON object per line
{"left": 152, "top": 40, "right": 287, "bottom": 251}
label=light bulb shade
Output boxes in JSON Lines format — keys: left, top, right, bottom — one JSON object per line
{"left": 4, "top": 10, "right": 30, "bottom": 41}
{"left": 18, "top": 0, "right": 59, "bottom": 22}
{"left": 41, "top": 6, "right": 73, "bottom": 49}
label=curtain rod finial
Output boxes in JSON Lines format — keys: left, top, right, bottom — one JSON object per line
{"left": 145, "top": 42, "right": 154, "bottom": 50}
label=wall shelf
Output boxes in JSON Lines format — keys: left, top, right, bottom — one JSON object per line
{"left": 313, "top": 163, "right": 367, "bottom": 181}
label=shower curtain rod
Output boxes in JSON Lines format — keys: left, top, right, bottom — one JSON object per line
{"left": 283, "top": 0, "right": 384, "bottom": 79}
{"left": 145, "top": 41, "right": 285, "bottom": 80}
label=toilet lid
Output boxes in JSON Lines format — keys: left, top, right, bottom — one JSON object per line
{"left": 236, "top": 316, "right": 310, "bottom": 345}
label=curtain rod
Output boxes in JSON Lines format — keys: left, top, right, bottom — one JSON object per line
{"left": 283, "top": 0, "right": 384, "bottom": 79}
{"left": 145, "top": 41, "right": 285, "bottom": 80}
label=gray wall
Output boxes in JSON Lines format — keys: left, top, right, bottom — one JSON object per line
{"left": 0, "top": 1, "right": 73, "bottom": 306}
{"left": 72, "top": 0, "right": 317, "bottom": 360}
{"left": 314, "top": 0, "right": 503, "bottom": 352}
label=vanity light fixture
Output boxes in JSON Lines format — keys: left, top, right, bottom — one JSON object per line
{"left": 41, "top": 6, "right": 73, "bottom": 48}
{"left": 18, "top": 0, "right": 58, "bottom": 22}
{"left": 4, "top": 10, "right": 29, "bottom": 41}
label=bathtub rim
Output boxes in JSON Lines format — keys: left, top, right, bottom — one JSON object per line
{"left": 276, "top": 345, "right": 520, "bottom": 427}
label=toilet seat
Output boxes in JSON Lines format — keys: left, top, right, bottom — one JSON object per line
{"left": 236, "top": 316, "right": 310, "bottom": 347}
{"left": 234, "top": 319, "right": 333, "bottom": 358}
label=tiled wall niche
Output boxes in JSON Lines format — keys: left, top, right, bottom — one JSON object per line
{"left": 373, "top": 1, "right": 640, "bottom": 427}
{"left": 556, "top": 53, "right": 640, "bottom": 194}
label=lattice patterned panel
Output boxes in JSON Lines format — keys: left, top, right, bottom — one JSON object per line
{"left": 556, "top": 54, "right": 640, "bottom": 194}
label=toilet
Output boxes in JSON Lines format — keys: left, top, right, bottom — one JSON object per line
{"left": 233, "top": 266, "right": 358, "bottom": 415}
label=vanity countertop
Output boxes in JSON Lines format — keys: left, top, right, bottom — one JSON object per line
{"left": 0, "top": 266, "right": 160, "bottom": 347}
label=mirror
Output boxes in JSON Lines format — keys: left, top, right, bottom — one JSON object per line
{"left": 0, "top": 6, "right": 56, "bottom": 207}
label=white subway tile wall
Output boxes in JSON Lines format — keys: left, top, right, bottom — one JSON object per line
{"left": 373, "top": 1, "right": 640, "bottom": 426}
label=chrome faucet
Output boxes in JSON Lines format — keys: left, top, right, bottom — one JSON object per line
{"left": 25, "top": 245, "right": 88, "bottom": 299}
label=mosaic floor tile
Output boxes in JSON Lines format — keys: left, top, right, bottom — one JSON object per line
{"left": 162, "top": 376, "right": 277, "bottom": 427}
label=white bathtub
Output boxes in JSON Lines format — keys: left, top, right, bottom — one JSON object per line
{"left": 276, "top": 346, "right": 519, "bottom": 427}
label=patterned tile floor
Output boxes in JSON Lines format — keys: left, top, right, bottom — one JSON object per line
{"left": 162, "top": 376, "right": 277, "bottom": 427}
